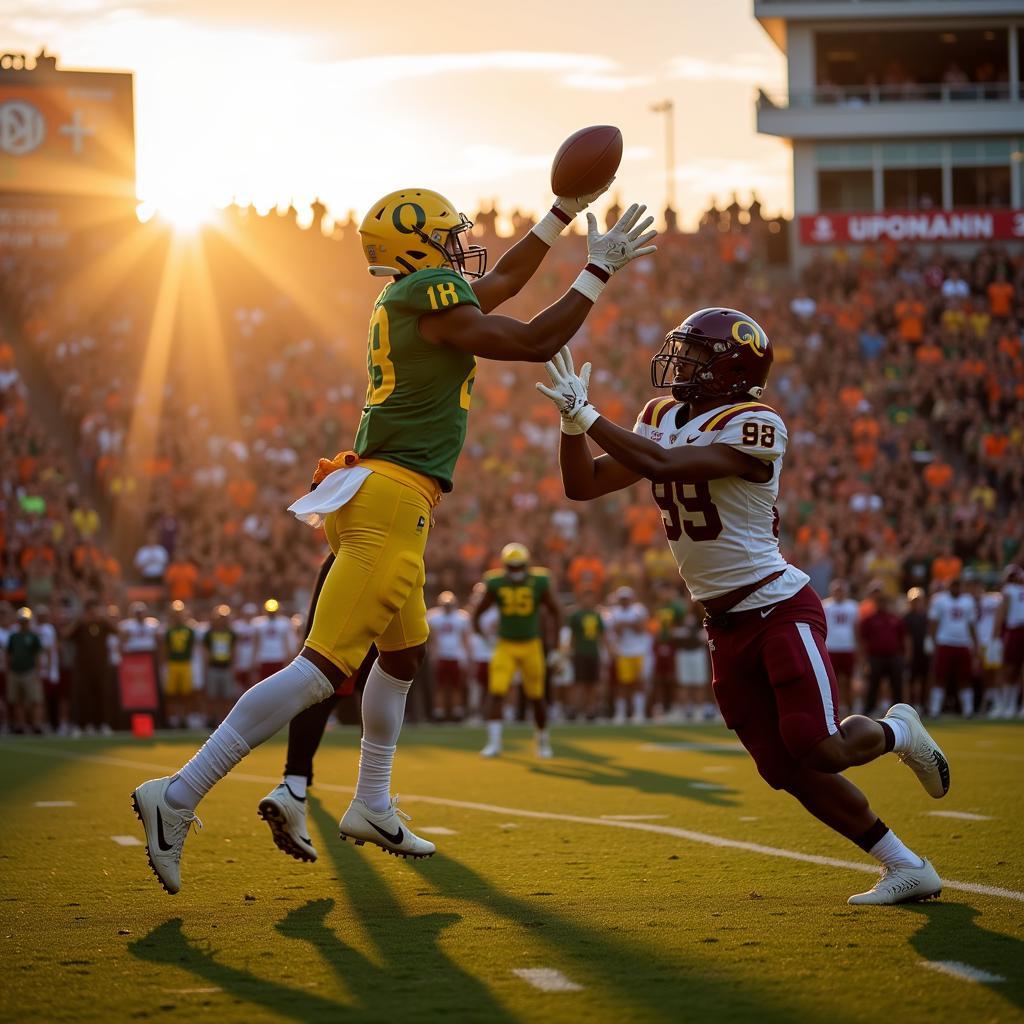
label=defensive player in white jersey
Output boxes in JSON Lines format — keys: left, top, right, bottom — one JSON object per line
{"left": 426, "top": 591, "right": 473, "bottom": 720}
{"left": 927, "top": 578, "right": 978, "bottom": 718}
{"left": 252, "top": 599, "right": 298, "bottom": 678}
{"left": 822, "top": 580, "right": 860, "bottom": 714}
{"left": 605, "top": 587, "right": 650, "bottom": 723}
{"left": 1000, "top": 564, "right": 1024, "bottom": 717}
{"left": 468, "top": 582, "right": 498, "bottom": 720}
{"left": 538, "top": 308, "right": 950, "bottom": 905}
{"left": 233, "top": 603, "right": 258, "bottom": 690}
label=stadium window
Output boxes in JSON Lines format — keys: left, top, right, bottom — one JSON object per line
{"left": 951, "top": 165, "right": 1011, "bottom": 207}
{"left": 883, "top": 167, "right": 942, "bottom": 211}
{"left": 818, "top": 170, "right": 873, "bottom": 212}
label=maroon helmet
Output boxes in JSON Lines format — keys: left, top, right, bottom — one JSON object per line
{"left": 651, "top": 307, "right": 773, "bottom": 403}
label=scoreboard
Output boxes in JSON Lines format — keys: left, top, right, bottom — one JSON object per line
{"left": 0, "top": 51, "right": 135, "bottom": 200}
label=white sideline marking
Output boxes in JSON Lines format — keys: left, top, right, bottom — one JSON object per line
{"left": 926, "top": 811, "right": 994, "bottom": 822}
{"left": 498, "top": 823, "right": 519, "bottom": 830}
{"left": 601, "top": 814, "right": 668, "bottom": 821}
{"left": 9, "top": 744, "right": 1024, "bottom": 904}
{"left": 110, "top": 835, "right": 143, "bottom": 846}
{"left": 34, "top": 800, "right": 75, "bottom": 807}
{"left": 739, "top": 816, "right": 760, "bottom": 822}
{"left": 513, "top": 968, "right": 584, "bottom": 993}
{"left": 688, "top": 782, "right": 727, "bottom": 791}
{"left": 418, "top": 827, "right": 457, "bottom": 835}
{"left": 919, "top": 961, "right": 1005, "bottom": 984}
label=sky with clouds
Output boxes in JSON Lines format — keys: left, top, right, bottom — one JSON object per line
{"left": 2, "top": 0, "right": 790, "bottom": 227}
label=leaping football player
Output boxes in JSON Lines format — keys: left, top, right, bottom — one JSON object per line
{"left": 536, "top": 309, "right": 951, "bottom": 905}
{"left": 131, "top": 183, "right": 657, "bottom": 893}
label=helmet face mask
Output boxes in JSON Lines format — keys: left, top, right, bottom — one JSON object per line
{"left": 650, "top": 307, "right": 772, "bottom": 404}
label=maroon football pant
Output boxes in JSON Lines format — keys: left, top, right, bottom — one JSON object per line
{"left": 707, "top": 585, "right": 841, "bottom": 790}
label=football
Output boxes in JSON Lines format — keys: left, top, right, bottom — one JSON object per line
{"left": 550, "top": 124, "right": 623, "bottom": 198}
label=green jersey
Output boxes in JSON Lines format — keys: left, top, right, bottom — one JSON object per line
{"left": 568, "top": 609, "right": 604, "bottom": 657}
{"left": 654, "top": 601, "right": 686, "bottom": 643}
{"left": 484, "top": 568, "right": 551, "bottom": 641}
{"left": 166, "top": 625, "right": 195, "bottom": 662}
{"left": 354, "top": 267, "right": 480, "bottom": 492}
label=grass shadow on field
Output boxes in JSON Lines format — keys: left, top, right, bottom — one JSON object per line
{"left": 508, "top": 738, "right": 740, "bottom": 808}
{"left": 409, "top": 852, "right": 806, "bottom": 1023}
{"left": 126, "top": 799, "right": 516, "bottom": 1022}
{"left": 904, "top": 901, "right": 1024, "bottom": 1010}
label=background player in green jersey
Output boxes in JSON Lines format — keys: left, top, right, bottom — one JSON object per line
{"left": 473, "top": 543, "right": 562, "bottom": 759}
{"left": 567, "top": 591, "right": 608, "bottom": 720}
{"left": 133, "top": 180, "right": 657, "bottom": 892}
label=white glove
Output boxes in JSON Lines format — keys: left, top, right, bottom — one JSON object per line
{"left": 535, "top": 345, "right": 598, "bottom": 434}
{"left": 586, "top": 203, "right": 658, "bottom": 274}
{"left": 553, "top": 178, "right": 614, "bottom": 218}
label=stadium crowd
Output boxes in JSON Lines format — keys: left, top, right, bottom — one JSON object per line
{"left": 1, "top": 195, "right": 1022, "bottom": 732}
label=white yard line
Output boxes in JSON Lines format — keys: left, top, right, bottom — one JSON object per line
{"left": 601, "top": 814, "right": 668, "bottom": 821}
{"left": 33, "top": 800, "right": 76, "bottom": 807}
{"left": 9, "top": 743, "right": 1024, "bottom": 903}
{"left": 926, "top": 810, "right": 994, "bottom": 822}
{"left": 513, "top": 968, "right": 584, "bottom": 992}
{"left": 418, "top": 827, "right": 457, "bottom": 835}
{"left": 110, "top": 835, "right": 143, "bottom": 846}
{"left": 919, "top": 961, "right": 1006, "bottom": 984}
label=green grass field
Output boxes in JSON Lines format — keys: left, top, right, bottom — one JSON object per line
{"left": 2, "top": 721, "right": 1022, "bottom": 1024}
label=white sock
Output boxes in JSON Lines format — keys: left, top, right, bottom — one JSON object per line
{"left": 632, "top": 692, "right": 645, "bottom": 718}
{"left": 868, "top": 828, "right": 924, "bottom": 870}
{"left": 284, "top": 773, "right": 307, "bottom": 800}
{"left": 354, "top": 660, "right": 412, "bottom": 812}
{"left": 883, "top": 715, "right": 912, "bottom": 754}
{"left": 928, "top": 687, "right": 945, "bottom": 718}
{"left": 535, "top": 727, "right": 549, "bottom": 743}
{"left": 614, "top": 697, "right": 627, "bottom": 719}
{"left": 487, "top": 720, "right": 503, "bottom": 746}
{"left": 167, "top": 656, "right": 332, "bottom": 811}
{"left": 958, "top": 688, "right": 975, "bottom": 717}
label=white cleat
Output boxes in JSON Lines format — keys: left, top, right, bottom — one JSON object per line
{"left": 883, "top": 703, "right": 950, "bottom": 799}
{"left": 536, "top": 737, "right": 554, "bottom": 759}
{"left": 130, "top": 776, "right": 202, "bottom": 895}
{"left": 258, "top": 783, "right": 317, "bottom": 863}
{"left": 848, "top": 859, "right": 942, "bottom": 905}
{"left": 338, "top": 796, "right": 435, "bottom": 859}
{"left": 480, "top": 743, "right": 502, "bottom": 758}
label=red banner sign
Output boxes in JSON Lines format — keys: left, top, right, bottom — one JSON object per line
{"left": 800, "top": 209, "right": 1024, "bottom": 245}
{"left": 118, "top": 652, "right": 160, "bottom": 712}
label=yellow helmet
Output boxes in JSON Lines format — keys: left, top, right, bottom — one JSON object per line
{"left": 358, "top": 188, "right": 487, "bottom": 279}
{"left": 501, "top": 543, "right": 530, "bottom": 570}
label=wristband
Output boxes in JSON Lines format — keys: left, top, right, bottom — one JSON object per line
{"left": 570, "top": 263, "right": 611, "bottom": 303}
{"left": 530, "top": 206, "right": 573, "bottom": 247}
{"left": 577, "top": 405, "right": 600, "bottom": 432}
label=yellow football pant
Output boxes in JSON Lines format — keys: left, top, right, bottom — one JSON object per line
{"left": 164, "top": 662, "right": 194, "bottom": 697}
{"left": 615, "top": 654, "right": 645, "bottom": 686}
{"left": 305, "top": 464, "right": 438, "bottom": 676}
{"left": 489, "top": 638, "right": 546, "bottom": 700}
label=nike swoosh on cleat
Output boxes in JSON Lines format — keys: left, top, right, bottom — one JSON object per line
{"left": 759, "top": 606, "right": 776, "bottom": 618}
{"left": 155, "top": 807, "right": 173, "bottom": 852}
{"left": 367, "top": 820, "right": 404, "bottom": 845}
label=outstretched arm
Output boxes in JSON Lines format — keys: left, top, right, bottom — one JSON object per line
{"left": 558, "top": 432, "right": 641, "bottom": 500}
{"left": 471, "top": 185, "right": 612, "bottom": 313}
{"left": 472, "top": 589, "right": 497, "bottom": 634}
{"left": 421, "top": 204, "right": 657, "bottom": 362}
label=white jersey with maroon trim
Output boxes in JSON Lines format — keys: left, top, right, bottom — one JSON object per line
{"left": 427, "top": 607, "right": 471, "bottom": 662}
{"left": 823, "top": 598, "right": 860, "bottom": 653}
{"left": 1003, "top": 582, "right": 1024, "bottom": 629}
{"left": 976, "top": 592, "right": 1002, "bottom": 645}
{"left": 928, "top": 591, "right": 977, "bottom": 648}
{"left": 633, "top": 398, "right": 808, "bottom": 606}
{"left": 120, "top": 617, "right": 159, "bottom": 653}
{"left": 253, "top": 615, "right": 296, "bottom": 663}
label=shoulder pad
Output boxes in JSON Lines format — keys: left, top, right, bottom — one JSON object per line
{"left": 483, "top": 569, "right": 503, "bottom": 581}
{"left": 697, "top": 402, "right": 780, "bottom": 433}
{"left": 635, "top": 397, "right": 679, "bottom": 430}
{"left": 528, "top": 567, "right": 550, "bottom": 577}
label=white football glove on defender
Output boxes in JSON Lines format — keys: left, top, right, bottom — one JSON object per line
{"left": 535, "top": 345, "right": 598, "bottom": 434}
